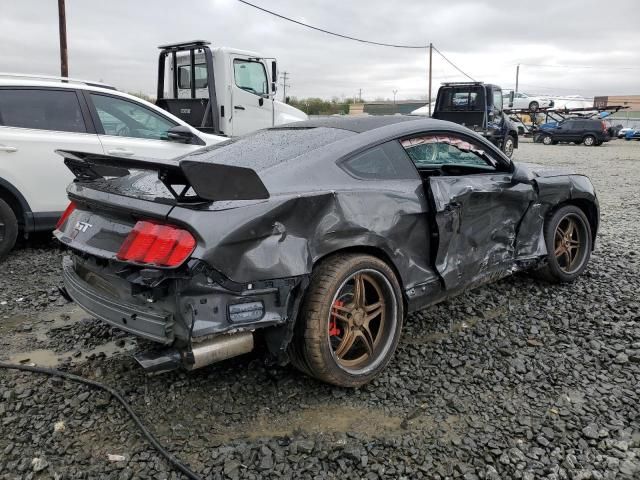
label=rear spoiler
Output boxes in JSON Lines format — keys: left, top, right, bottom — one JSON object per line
{"left": 56, "top": 150, "right": 269, "bottom": 203}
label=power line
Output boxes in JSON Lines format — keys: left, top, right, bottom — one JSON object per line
{"left": 520, "top": 63, "right": 640, "bottom": 71}
{"left": 432, "top": 46, "right": 476, "bottom": 82}
{"left": 237, "top": 0, "right": 428, "bottom": 49}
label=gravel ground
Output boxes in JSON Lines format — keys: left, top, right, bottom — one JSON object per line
{"left": 1, "top": 139, "right": 639, "bottom": 480}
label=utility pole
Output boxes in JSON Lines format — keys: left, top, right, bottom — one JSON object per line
{"left": 427, "top": 42, "right": 433, "bottom": 116}
{"left": 58, "top": 0, "right": 68, "bottom": 77}
{"left": 358, "top": 88, "right": 362, "bottom": 103}
{"left": 515, "top": 64, "right": 520, "bottom": 93}
{"left": 279, "top": 71, "right": 290, "bottom": 102}
{"left": 392, "top": 89, "right": 398, "bottom": 104}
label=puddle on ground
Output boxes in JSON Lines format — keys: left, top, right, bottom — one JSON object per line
{"left": 5, "top": 338, "right": 137, "bottom": 368}
{"left": 198, "top": 405, "right": 406, "bottom": 444}
{"left": 6, "top": 349, "right": 61, "bottom": 367}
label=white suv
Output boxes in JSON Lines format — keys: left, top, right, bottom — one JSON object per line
{"left": 0, "top": 73, "right": 225, "bottom": 258}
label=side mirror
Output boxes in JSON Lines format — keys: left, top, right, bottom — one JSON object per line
{"left": 509, "top": 91, "right": 514, "bottom": 108}
{"left": 166, "top": 125, "right": 201, "bottom": 145}
{"left": 512, "top": 163, "right": 534, "bottom": 185}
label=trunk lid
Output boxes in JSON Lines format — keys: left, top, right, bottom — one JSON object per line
{"left": 55, "top": 150, "right": 269, "bottom": 262}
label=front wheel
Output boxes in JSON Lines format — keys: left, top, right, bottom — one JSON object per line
{"left": 502, "top": 135, "right": 515, "bottom": 158}
{"left": 536, "top": 205, "right": 592, "bottom": 283}
{"left": 289, "top": 254, "right": 403, "bottom": 387}
{"left": 0, "top": 198, "right": 18, "bottom": 260}
{"left": 542, "top": 135, "right": 553, "bottom": 145}
{"left": 529, "top": 101, "right": 539, "bottom": 112}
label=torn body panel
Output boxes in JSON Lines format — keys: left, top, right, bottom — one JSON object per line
{"left": 429, "top": 173, "right": 535, "bottom": 290}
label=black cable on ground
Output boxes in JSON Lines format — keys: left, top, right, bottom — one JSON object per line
{"left": 0, "top": 361, "right": 202, "bottom": 480}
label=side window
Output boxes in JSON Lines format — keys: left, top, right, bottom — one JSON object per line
{"left": 493, "top": 89, "right": 503, "bottom": 111}
{"left": 90, "top": 94, "right": 176, "bottom": 140}
{"left": 341, "top": 142, "right": 418, "bottom": 180}
{"left": 178, "top": 64, "right": 208, "bottom": 89}
{"left": 0, "top": 89, "right": 86, "bottom": 133}
{"left": 562, "top": 121, "right": 575, "bottom": 130}
{"left": 233, "top": 60, "right": 268, "bottom": 96}
{"left": 401, "top": 135, "right": 494, "bottom": 170}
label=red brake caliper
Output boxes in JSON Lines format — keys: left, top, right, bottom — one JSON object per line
{"left": 329, "top": 300, "right": 343, "bottom": 337}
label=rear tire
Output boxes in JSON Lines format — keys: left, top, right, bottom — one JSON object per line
{"left": 535, "top": 205, "right": 592, "bottom": 283}
{"left": 0, "top": 198, "right": 18, "bottom": 260}
{"left": 583, "top": 135, "right": 596, "bottom": 146}
{"left": 529, "top": 101, "right": 539, "bottom": 112}
{"left": 289, "top": 254, "right": 403, "bottom": 387}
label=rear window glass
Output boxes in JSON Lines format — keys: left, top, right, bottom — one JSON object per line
{"left": 437, "top": 87, "right": 484, "bottom": 111}
{"left": 178, "top": 63, "right": 208, "bottom": 90}
{"left": 187, "top": 127, "right": 355, "bottom": 171}
{"left": 0, "top": 89, "right": 86, "bottom": 133}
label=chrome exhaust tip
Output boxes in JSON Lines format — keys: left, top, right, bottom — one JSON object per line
{"left": 186, "top": 332, "right": 254, "bottom": 370}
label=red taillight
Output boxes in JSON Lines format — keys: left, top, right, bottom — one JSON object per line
{"left": 56, "top": 201, "right": 76, "bottom": 230}
{"left": 117, "top": 221, "right": 195, "bottom": 267}
{"left": 602, "top": 121, "right": 607, "bottom": 133}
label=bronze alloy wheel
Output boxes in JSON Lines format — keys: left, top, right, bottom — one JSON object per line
{"left": 289, "top": 254, "right": 404, "bottom": 387}
{"left": 327, "top": 269, "right": 397, "bottom": 374}
{"left": 553, "top": 213, "right": 586, "bottom": 274}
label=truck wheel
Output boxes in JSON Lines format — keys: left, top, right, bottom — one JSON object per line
{"left": 289, "top": 254, "right": 403, "bottom": 387}
{"left": 542, "top": 135, "right": 553, "bottom": 145}
{"left": 535, "top": 205, "right": 592, "bottom": 283}
{"left": 502, "top": 135, "right": 515, "bottom": 158}
{"left": 583, "top": 135, "right": 596, "bottom": 146}
{"left": 0, "top": 198, "right": 18, "bottom": 260}
{"left": 529, "top": 101, "right": 539, "bottom": 112}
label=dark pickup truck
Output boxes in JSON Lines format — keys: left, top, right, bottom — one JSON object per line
{"left": 433, "top": 82, "right": 518, "bottom": 158}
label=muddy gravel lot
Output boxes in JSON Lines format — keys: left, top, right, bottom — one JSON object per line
{"left": 1, "top": 139, "right": 639, "bottom": 479}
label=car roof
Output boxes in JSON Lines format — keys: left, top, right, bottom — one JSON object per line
{"left": 0, "top": 73, "right": 117, "bottom": 91}
{"left": 188, "top": 116, "right": 508, "bottom": 173}
{"left": 275, "top": 115, "right": 440, "bottom": 134}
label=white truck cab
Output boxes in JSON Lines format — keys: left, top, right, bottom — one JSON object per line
{"left": 156, "top": 40, "right": 307, "bottom": 137}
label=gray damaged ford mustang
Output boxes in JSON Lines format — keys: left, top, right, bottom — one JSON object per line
{"left": 55, "top": 116, "right": 599, "bottom": 387}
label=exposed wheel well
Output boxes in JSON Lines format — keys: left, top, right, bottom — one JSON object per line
{"left": 313, "top": 246, "right": 406, "bottom": 301}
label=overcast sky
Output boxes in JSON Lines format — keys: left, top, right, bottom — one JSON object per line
{"left": 1, "top": 0, "right": 638, "bottom": 101}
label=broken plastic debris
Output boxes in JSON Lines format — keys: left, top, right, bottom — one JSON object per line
{"left": 108, "top": 454, "right": 126, "bottom": 462}
{"left": 54, "top": 421, "right": 65, "bottom": 433}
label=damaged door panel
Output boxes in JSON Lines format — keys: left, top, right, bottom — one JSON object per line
{"left": 53, "top": 116, "right": 600, "bottom": 387}
{"left": 429, "top": 175, "right": 535, "bottom": 290}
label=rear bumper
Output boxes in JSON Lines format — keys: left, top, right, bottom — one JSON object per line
{"left": 61, "top": 254, "right": 306, "bottom": 355}
{"left": 62, "top": 256, "right": 175, "bottom": 344}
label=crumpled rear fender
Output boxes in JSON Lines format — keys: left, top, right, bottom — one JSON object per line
{"left": 168, "top": 187, "right": 438, "bottom": 292}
